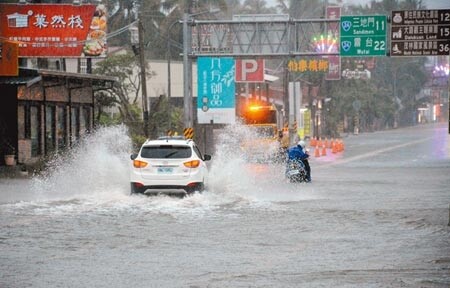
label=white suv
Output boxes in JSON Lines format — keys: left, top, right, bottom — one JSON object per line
{"left": 130, "top": 136, "right": 211, "bottom": 196}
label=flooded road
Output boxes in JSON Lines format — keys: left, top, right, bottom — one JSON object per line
{"left": 1, "top": 124, "right": 449, "bottom": 287}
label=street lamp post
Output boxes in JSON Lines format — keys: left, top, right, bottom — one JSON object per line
{"left": 130, "top": 20, "right": 149, "bottom": 137}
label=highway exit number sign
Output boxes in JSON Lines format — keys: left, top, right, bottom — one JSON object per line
{"left": 340, "top": 15, "right": 387, "bottom": 56}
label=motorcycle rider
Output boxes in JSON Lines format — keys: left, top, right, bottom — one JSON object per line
{"left": 287, "top": 140, "right": 311, "bottom": 182}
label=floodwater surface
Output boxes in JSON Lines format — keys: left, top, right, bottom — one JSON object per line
{"left": 1, "top": 124, "right": 449, "bottom": 287}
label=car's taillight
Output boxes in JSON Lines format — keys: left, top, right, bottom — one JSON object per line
{"left": 184, "top": 160, "right": 200, "bottom": 168}
{"left": 134, "top": 182, "right": 144, "bottom": 188}
{"left": 133, "top": 160, "right": 148, "bottom": 168}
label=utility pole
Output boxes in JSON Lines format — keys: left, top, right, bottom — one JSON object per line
{"left": 138, "top": 19, "right": 149, "bottom": 138}
{"left": 167, "top": 25, "right": 172, "bottom": 131}
{"left": 183, "top": 1, "right": 193, "bottom": 129}
{"left": 167, "top": 20, "right": 181, "bottom": 132}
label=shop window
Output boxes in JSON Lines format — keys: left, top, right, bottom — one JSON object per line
{"left": 79, "top": 59, "right": 88, "bottom": 74}
{"left": 18, "top": 105, "right": 25, "bottom": 139}
{"left": 57, "top": 106, "right": 66, "bottom": 150}
{"left": 46, "top": 105, "right": 56, "bottom": 153}
{"left": 80, "top": 106, "right": 91, "bottom": 136}
{"left": 30, "top": 106, "right": 40, "bottom": 157}
{"left": 71, "top": 107, "right": 79, "bottom": 143}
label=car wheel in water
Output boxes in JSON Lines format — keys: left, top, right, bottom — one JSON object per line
{"left": 130, "top": 183, "right": 142, "bottom": 195}
{"left": 186, "top": 182, "right": 204, "bottom": 194}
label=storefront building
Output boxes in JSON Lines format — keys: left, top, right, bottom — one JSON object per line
{"left": 0, "top": 68, "right": 115, "bottom": 165}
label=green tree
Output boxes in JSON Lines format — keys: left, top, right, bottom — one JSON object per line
{"left": 241, "top": 0, "right": 276, "bottom": 14}
{"left": 105, "top": 0, "right": 227, "bottom": 60}
{"left": 324, "top": 0, "right": 429, "bottom": 133}
{"left": 149, "top": 95, "right": 184, "bottom": 137}
{"left": 93, "top": 52, "right": 154, "bottom": 124}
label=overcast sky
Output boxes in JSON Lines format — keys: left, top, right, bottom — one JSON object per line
{"left": 265, "top": 0, "right": 450, "bottom": 10}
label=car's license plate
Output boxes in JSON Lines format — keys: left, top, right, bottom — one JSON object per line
{"left": 157, "top": 167, "right": 173, "bottom": 173}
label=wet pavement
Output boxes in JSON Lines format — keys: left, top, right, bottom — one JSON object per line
{"left": 0, "top": 123, "right": 449, "bottom": 287}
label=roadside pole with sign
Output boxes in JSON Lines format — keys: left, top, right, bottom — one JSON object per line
{"left": 326, "top": 6, "right": 341, "bottom": 81}
{"left": 197, "top": 57, "right": 236, "bottom": 124}
{"left": 389, "top": 9, "right": 450, "bottom": 134}
{"left": 340, "top": 15, "right": 387, "bottom": 57}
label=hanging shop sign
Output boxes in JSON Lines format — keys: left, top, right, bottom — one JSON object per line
{"left": 0, "top": 3, "right": 107, "bottom": 58}
{"left": 287, "top": 59, "right": 329, "bottom": 73}
{"left": 0, "top": 40, "right": 19, "bottom": 76}
{"left": 197, "top": 57, "right": 236, "bottom": 124}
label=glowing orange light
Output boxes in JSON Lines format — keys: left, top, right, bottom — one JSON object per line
{"left": 184, "top": 160, "right": 200, "bottom": 168}
{"left": 133, "top": 160, "right": 148, "bottom": 168}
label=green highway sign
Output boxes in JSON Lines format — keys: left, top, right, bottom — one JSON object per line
{"left": 340, "top": 15, "right": 387, "bottom": 56}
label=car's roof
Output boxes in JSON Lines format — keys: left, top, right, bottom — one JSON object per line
{"left": 143, "top": 137, "right": 194, "bottom": 147}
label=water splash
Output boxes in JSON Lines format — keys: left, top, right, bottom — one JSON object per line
{"left": 206, "top": 123, "right": 314, "bottom": 203}
{"left": 31, "top": 124, "right": 132, "bottom": 202}
{"left": 2, "top": 123, "right": 316, "bottom": 215}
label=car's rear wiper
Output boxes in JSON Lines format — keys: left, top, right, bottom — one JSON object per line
{"left": 163, "top": 151, "right": 178, "bottom": 158}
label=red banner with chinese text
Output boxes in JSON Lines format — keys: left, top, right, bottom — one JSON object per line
{"left": 0, "top": 3, "right": 107, "bottom": 58}
{"left": 325, "top": 6, "right": 341, "bottom": 80}
{"left": 0, "top": 40, "right": 19, "bottom": 76}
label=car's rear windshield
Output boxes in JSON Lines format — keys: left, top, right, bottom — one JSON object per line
{"left": 141, "top": 145, "right": 192, "bottom": 159}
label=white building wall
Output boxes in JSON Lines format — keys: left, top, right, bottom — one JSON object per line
{"left": 23, "top": 52, "right": 199, "bottom": 110}
{"left": 62, "top": 57, "right": 198, "bottom": 100}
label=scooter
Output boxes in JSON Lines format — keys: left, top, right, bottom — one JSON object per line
{"left": 285, "top": 159, "right": 308, "bottom": 183}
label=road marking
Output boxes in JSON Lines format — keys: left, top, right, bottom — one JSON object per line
{"left": 318, "top": 137, "right": 431, "bottom": 168}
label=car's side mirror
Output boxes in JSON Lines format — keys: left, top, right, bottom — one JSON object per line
{"left": 130, "top": 153, "right": 138, "bottom": 160}
{"left": 203, "top": 154, "right": 211, "bottom": 161}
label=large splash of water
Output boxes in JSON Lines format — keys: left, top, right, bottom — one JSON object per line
{"left": 31, "top": 125, "right": 132, "bottom": 202}
{"left": 4, "top": 123, "right": 315, "bottom": 214}
{"left": 206, "top": 123, "right": 314, "bottom": 204}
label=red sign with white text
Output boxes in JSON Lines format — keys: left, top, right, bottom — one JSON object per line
{"left": 235, "top": 59, "right": 265, "bottom": 82}
{"left": 0, "top": 41, "right": 19, "bottom": 76}
{"left": 0, "top": 3, "right": 107, "bottom": 57}
{"left": 326, "top": 6, "right": 341, "bottom": 80}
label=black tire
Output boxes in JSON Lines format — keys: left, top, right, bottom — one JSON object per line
{"left": 130, "top": 183, "right": 142, "bottom": 195}
{"left": 186, "top": 182, "right": 204, "bottom": 194}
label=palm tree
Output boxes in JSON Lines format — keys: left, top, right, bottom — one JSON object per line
{"left": 241, "top": 0, "right": 276, "bottom": 14}
{"left": 276, "top": 0, "right": 323, "bottom": 18}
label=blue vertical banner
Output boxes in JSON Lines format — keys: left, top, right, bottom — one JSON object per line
{"left": 197, "top": 57, "right": 236, "bottom": 124}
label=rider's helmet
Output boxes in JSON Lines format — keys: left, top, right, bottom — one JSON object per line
{"left": 297, "top": 140, "right": 306, "bottom": 148}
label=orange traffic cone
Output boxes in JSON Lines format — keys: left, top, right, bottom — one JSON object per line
{"left": 321, "top": 144, "right": 327, "bottom": 156}
{"left": 314, "top": 145, "right": 320, "bottom": 157}
{"left": 332, "top": 142, "right": 338, "bottom": 154}
{"left": 310, "top": 137, "right": 317, "bottom": 147}
{"left": 338, "top": 140, "right": 343, "bottom": 152}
